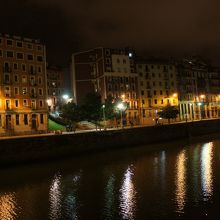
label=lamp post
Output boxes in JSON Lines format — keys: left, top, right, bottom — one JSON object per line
{"left": 117, "top": 103, "right": 124, "bottom": 128}
{"left": 102, "top": 104, "right": 106, "bottom": 130}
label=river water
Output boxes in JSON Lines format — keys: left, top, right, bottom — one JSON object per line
{"left": 0, "top": 137, "right": 220, "bottom": 220}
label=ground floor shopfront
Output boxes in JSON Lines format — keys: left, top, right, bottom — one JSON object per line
{"left": 0, "top": 111, "right": 48, "bottom": 136}
{"left": 179, "top": 101, "right": 220, "bottom": 121}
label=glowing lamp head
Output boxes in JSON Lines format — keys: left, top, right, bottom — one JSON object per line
{"left": 173, "top": 93, "right": 177, "bottom": 97}
{"left": 200, "top": 94, "right": 205, "bottom": 99}
{"left": 117, "top": 103, "right": 124, "bottom": 110}
{"left": 63, "top": 94, "right": 69, "bottom": 100}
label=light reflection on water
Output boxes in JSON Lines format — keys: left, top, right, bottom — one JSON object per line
{"left": 49, "top": 171, "right": 82, "bottom": 220}
{"left": 201, "top": 142, "right": 214, "bottom": 201}
{"left": 119, "top": 166, "right": 137, "bottom": 220}
{"left": 0, "top": 139, "right": 220, "bottom": 219}
{"left": 0, "top": 192, "right": 17, "bottom": 220}
{"left": 175, "top": 150, "right": 187, "bottom": 213}
{"left": 49, "top": 173, "right": 62, "bottom": 220}
{"left": 104, "top": 174, "right": 116, "bottom": 220}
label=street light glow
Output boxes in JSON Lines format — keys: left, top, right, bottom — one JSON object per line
{"left": 173, "top": 93, "right": 178, "bottom": 97}
{"left": 63, "top": 95, "right": 69, "bottom": 100}
{"left": 117, "top": 103, "right": 124, "bottom": 110}
{"left": 200, "top": 94, "right": 205, "bottom": 99}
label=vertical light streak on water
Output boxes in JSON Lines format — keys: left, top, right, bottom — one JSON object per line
{"left": 104, "top": 174, "right": 115, "bottom": 220}
{"left": 119, "top": 166, "right": 136, "bottom": 220}
{"left": 160, "top": 151, "right": 166, "bottom": 190}
{"left": 63, "top": 172, "right": 82, "bottom": 220}
{"left": 49, "top": 173, "right": 62, "bottom": 220}
{"left": 175, "top": 150, "right": 187, "bottom": 213}
{"left": 201, "top": 142, "right": 214, "bottom": 201}
{"left": 0, "top": 192, "right": 17, "bottom": 220}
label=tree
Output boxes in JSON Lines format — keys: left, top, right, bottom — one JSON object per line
{"left": 158, "top": 105, "right": 179, "bottom": 124}
{"left": 82, "top": 93, "right": 102, "bottom": 125}
{"left": 60, "top": 101, "right": 82, "bottom": 124}
{"left": 104, "top": 96, "right": 115, "bottom": 120}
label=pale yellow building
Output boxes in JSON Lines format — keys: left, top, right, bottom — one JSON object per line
{"left": 0, "top": 34, "right": 48, "bottom": 136}
{"left": 136, "top": 59, "right": 179, "bottom": 124}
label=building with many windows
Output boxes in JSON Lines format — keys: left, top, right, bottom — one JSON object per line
{"left": 177, "top": 58, "right": 220, "bottom": 120}
{"left": 0, "top": 34, "right": 48, "bottom": 135}
{"left": 136, "top": 58, "right": 179, "bottom": 124}
{"left": 46, "top": 65, "right": 64, "bottom": 112}
{"left": 71, "top": 47, "right": 139, "bottom": 123}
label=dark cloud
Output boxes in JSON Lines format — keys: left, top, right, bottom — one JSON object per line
{"left": 1, "top": 0, "right": 220, "bottom": 65}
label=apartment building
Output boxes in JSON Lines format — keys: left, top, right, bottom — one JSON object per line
{"left": 177, "top": 58, "right": 220, "bottom": 120}
{"left": 0, "top": 34, "right": 48, "bottom": 135}
{"left": 136, "top": 58, "right": 178, "bottom": 124}
{"left": 71, "top": 47, "right": 139, "bottom": 122}
{"left": 47, "top": 65, "right": 64, "bottom": 112}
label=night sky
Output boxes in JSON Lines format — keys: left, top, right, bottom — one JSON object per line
{"left": 1, "top": 0, "right": 220, "bottom": 66}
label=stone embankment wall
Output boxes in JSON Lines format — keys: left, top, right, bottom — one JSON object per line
{"left": 1, "top": 119, "right": 220, "bottom": 165}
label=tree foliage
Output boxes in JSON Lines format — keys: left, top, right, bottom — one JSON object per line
{"left": 104, "top": 96, "right": 115, "bottom": 120}
{"left": 60, "top": 101, "right": 82, "bottom": 124}
{"left": 81, "top": 93, "right": 102, "bottom": 123}
{"left": 158, "top": 105, "right": 179, "bottom": 124}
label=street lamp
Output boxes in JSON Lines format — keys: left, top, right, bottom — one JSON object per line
{"left": 63, "top": 94, "right": 69, "bottom": 100}
{"left": 102, "top": 104, "right": 106, "bottom": 130}
{"left": 117, "top": 102, "right": 124, "bottom": 128}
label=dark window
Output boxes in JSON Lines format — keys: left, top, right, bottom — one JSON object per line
{"left": 17, "top": 53, "right": 24, "bottom": 59}
{"left": 37, "top": 45, "right": 42, "bottom": 50}
{"left": 154, "top": 90, "right": 156, "bottom": 95}
{"left": 16, "top": 42, "right": 22, "bottom": 47}
{"left": 6, "top": 51, "right": 13, "bottom": 58}
{"left": 154, "top": 99, "right": 157, "bottom": 104}
{"left": 22, "top": 64, "right": 26, "bottom": 71}
{"left": 40, "top": 114, "right": 44, "bottom": 124}
{"left": 160, "top": 90, "right": 163, "bottom": 95}
{"left": 7, "top": 40, "right": 13, "bottom": 46}
{"left": 15, "top": 100, "right": 19, "bottom": 107}
{"left": 27, "top": 43, "right": 33, "bottom": 49}
{"left": 39, "top": 100, "right": 43, "bottom": 107}
{"left": 27, "top": 54, "right": 33, "bottom": 60}
{"left": 14, "top": 75, "right": 18, "bottom": 82}
{"left": 24, "top": 114, "right": 28, "bottom": 125}
{"left": 37, "top": 56, "right": 43, "bottom": 62}
{"left": 16, "top": 114, "right": 19, "bottom": 125}
{"left": 14, "top": 87, "right": 19, "bottom": 94}
{"left": 141, "top": 90, "right": 144, "bottom": 95}
{"left": 14, "top": 63, "right": 18, "bottom": 70}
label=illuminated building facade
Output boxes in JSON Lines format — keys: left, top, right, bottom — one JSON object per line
{"left": 177, "top": 58, "right": 220, "bottom": 120}
{"left": 136, "top": 58, "right": 178, "bottom": 124}
{"left": 47, "top": 66, "right": 64, "bottom": 111}
{"left": 0, "top": 34, "right": 48, "bottom": 135}
{"left": 71, "top": 47, "right": 139, "bottom": 122}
